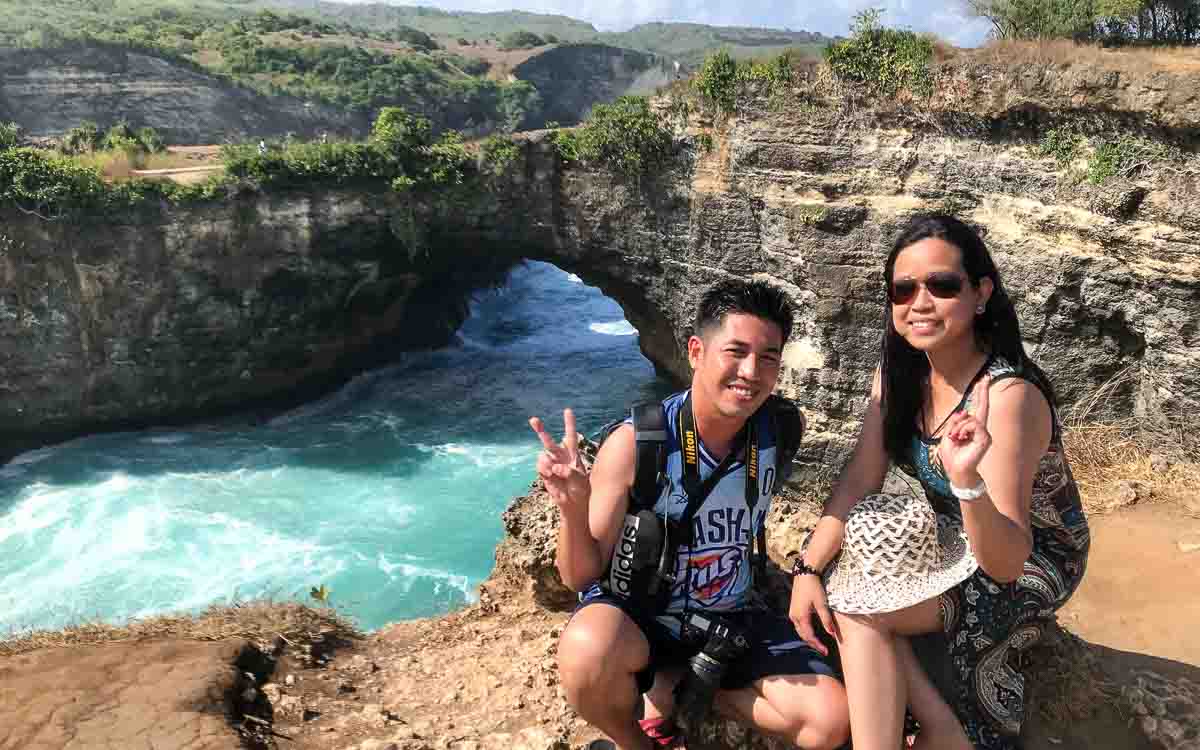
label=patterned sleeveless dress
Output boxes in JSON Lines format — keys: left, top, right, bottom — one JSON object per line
{"left": 895, "top": 357, "right": 1090, "bottom": 750}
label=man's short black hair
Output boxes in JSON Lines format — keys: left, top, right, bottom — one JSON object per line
{"left": 694, "top": 279, "right": 793, "bottom": 343}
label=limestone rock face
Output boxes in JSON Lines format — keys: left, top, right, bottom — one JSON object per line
{"left": 513, "top": 44, "right": 661, "bottom": 126}
{"left": 0, "top": 190, "right": 513, "bottom": 459}
{"left": 2, "top": 70, "right": 1198, "bottom": 473}
{"left": 0, "top": 44, "right": 363, "bottom": 143}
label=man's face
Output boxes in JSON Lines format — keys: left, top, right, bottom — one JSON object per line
{"left": 688, "top": 313, "right": 784, "bottom": 421}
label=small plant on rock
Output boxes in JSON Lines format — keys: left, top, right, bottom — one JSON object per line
{"left": 1038, "top": 125, "right": 1085, "bottom": 167}
{"left": 480, "top": 135, "right": 520, "bottom": 177}
{"left": 1086, "top": 135, "right": 1171, "bottom": 184}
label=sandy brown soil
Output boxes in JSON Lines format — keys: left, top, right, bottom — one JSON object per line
{"left": 1, "top": 499, "right": 1196, "bottom": 750}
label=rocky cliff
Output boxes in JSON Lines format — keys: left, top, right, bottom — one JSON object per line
{"left": 513, "top": 44, "right": 662, "bottom": 125}
{"left": 2, "top": 57, "right": 1199, "bottom": 476}
{"left": 0, "top": 42, "right": 366, "bottom": 143}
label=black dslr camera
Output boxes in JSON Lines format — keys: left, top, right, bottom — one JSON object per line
{"left": 672, "top": 611, "right": 751, "bottom": 734}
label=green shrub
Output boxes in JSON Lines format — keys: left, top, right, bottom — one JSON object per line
{"left": 824, "top": 9, "right": 933, "bottom": 96}
{"left": 480, "top": 135, "right": 521, "bottom": 176}
{"left": 101, "top": 121, "right": 144, "bottom": 154}
{"left": 499, "top": 30, "right": 544, "bottom": 50}
{"left": 393, "top": 25, "right": 438, "bottom": 51}
{"left": 371, "top": 106, "right": 433, "bottom": 153}
{"left": 0, "top": 147, "right": 148, "bottom": 218}
{"left": 222, "top": 140, "right": 389, "bottom": 187}
{"left": 61, "top": 121, "right": 101, "bottom": 155}
{"left": 137, "top": 126, "right": 166, "bottom": 153}
{"left": 697, "top": 132, "right": 714, "bottom": 153}
{"left": 1038, "top": 125, "right": 1085, "bottom": 166}
{"left": 694, "top": 49, "right": 738, "bottom": 114}
{"left": 0, "top": 122, "right": 20, "bottom": 150}
{"left": 543, "top": 33, "right": 559, "bottom": 44}
{"left": 1086, "top": 135, "right": 1171, "bottom": 184}
{"left": 574, "top": 96, "right": 673, "bottom": 176}
{"left": 551, "top": 129, "right": 581, "bottom": 163}
{"left": 424, "top": 131, "right": 471, "bottom": 186}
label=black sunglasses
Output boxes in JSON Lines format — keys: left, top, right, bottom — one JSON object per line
{"left": 889, "top": 272, "right": 967, "bottom": 305}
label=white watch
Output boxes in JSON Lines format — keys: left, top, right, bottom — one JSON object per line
{"left": 950, "top": 477, "right": 988, "bottom": 502}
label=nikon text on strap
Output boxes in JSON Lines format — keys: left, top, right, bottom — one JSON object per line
{"left": 677, "top": 392, "right": 768, "bottom": 585}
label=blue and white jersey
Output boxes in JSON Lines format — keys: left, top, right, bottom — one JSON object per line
{"left": 651, "top": 390, "right": 780, "bottom": 614}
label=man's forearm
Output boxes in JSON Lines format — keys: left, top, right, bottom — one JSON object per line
{"left": 556, "top": 511, "right": 604, "bottom": 591}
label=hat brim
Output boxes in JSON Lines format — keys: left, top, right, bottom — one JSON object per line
{"left": 823, "top": 515, "right": 978, "bottom": 615}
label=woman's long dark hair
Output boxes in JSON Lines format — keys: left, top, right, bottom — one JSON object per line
{"left": 879, "top": 213, "right": 1058, "bottom": 462}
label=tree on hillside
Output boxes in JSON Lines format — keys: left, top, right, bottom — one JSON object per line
{"left": 393, "top": 25, "right": 438, "bottom": 51}
{"left": 965, "top": 0, "right": 1198, "bottom": 43}
{"left": 499, "top": 30, "right": 544, "bottom": 50}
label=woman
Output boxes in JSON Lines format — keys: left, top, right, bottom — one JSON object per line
{"left": 787, "top": 213, "right": 1090, "bottom": 750}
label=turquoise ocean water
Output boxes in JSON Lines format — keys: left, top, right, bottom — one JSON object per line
{"left": 0, "top": 262, "right": 672, "bottom": 633}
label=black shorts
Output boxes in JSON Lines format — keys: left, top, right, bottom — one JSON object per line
{"left": 574, "top": 585, "right": 837, "bottom": 695}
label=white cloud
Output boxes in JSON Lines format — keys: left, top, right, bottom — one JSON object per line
{"left": 390, "top": 0, "right": 993, "bottom": 45}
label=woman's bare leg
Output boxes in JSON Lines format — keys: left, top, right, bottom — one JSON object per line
{"left": 834, "top": 610, "right": 907, "bottom": 750}
{"left": 894, "top": 637, "right": 972, "bottom": 750}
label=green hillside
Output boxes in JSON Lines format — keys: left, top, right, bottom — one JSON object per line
{"left": 268, "top": 1, "right": 831, "bottom": 66}
{"left": 274, "top": 1, "right": 599, "bottom": 40}
{"left": 0, "top": 0, "right": 542, "bottom": 133}
{"left": 0, "top": 0, "right": 829, "bottom": 137}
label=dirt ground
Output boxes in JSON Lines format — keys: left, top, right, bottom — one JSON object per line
{"left": 0, "top": 501, "right": 1195, "bottom": 750}
{"left": 257, "top": 502, "right": 1200, "bottom": 750}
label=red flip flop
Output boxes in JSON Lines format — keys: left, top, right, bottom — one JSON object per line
{"left": 638, "top": 717, "right": 679, "bottom": 747}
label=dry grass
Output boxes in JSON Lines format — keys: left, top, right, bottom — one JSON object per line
{"left": 0, "top": 600, "right": 362, "bottom": 658}
{"left": 964, "top": 38, "right": 1200, "bottom": 72}
{"left": 68, "top": 149, "right": 214, "bottom": 181}
{"left": 1061, "top": 367, "right": 1200, "bottom": 517}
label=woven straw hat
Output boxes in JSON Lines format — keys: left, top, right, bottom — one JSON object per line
{"left": 823, "top": 494, "right": 978, "bottom": 615}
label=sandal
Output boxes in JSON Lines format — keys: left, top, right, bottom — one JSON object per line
{"left": 638, "top": 717, "right": 679, "bottom": 748}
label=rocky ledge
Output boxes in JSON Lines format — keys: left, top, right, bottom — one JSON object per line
{"left": 3, "top": 475, "right": 1198, "bottom": 750}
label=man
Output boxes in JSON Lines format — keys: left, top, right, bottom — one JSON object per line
{"left": 529, "top": 280, "right": 849, "bottom": 750}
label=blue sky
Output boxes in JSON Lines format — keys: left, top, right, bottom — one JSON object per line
{"left": 387, "top": 0, "right": 994, "bottom": 47}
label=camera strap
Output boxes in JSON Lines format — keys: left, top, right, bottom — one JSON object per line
{"left": 677, "top": 393, "right": 766, "bottom": 588}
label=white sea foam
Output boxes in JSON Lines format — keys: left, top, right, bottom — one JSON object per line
{"left": 144, "top": 432, "right": 190, "bottom": 445}
{"left": 566, "top": 273, "right": 584, "bottom": 284}
{"left": 589, "top": 320, "right": 637, "bottom": 336}
{"left": 376, "top": 553, "right": 475, "bottom": 602}
{"left": 7, "top": 446, "right": 59, "bottom": 467}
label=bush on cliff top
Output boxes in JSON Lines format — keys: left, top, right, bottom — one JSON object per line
{"left": 824, "top": 9, "right": 933, "bottom": 96}
{"left": 0, "top": 107, "right": 489, "bottom": 220}
{"left": 692, "top": 49, "right": 796, "bottom": 115}
{"left": 557, "top": 96, "right": 673, "bottom": 177}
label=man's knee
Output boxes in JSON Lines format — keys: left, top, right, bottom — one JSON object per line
{"left": 557, "top": 622, "right": 609, "bottom": 698}
{"left": 556, "top": 607, "right": 648, "bottom": 705}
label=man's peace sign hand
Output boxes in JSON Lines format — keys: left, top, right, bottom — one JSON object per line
{"left": 529, "top": 409, "right": 591, "bottom": 518}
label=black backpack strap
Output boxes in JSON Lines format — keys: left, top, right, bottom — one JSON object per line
{"left": 766, "top": 394, "right": 804, "bottom": 485}
{"left": 630, "top": 401, "right": 668, "bottom": 510}
{"left": 753, "top": 396, "right": 805, "bottom": 583}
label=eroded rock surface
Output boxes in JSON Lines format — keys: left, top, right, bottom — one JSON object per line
{"left": 0, "top": 639, "right": 251, "bottom": 749}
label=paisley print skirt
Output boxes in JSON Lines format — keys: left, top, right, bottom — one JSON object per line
{"left": 935, "top": 517, "right": 1089, "bottom": 749}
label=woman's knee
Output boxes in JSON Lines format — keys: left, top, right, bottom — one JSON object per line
{"left": 774, "top": 677, "right": 850, "bottom": 750}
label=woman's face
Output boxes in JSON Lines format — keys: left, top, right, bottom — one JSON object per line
{"left": 890, "top": 238, "right": 993, "bottom": 354}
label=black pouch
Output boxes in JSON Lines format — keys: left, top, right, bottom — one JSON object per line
{"left": 607, "top": 509, "right": 675, "bottom": 612}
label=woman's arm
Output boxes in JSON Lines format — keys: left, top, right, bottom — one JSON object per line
{"left": 941, "top": 379, "right": 1050, "bottom": 583}
{"left": 803, "top": 368, "right": 891, "bottom": 570}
